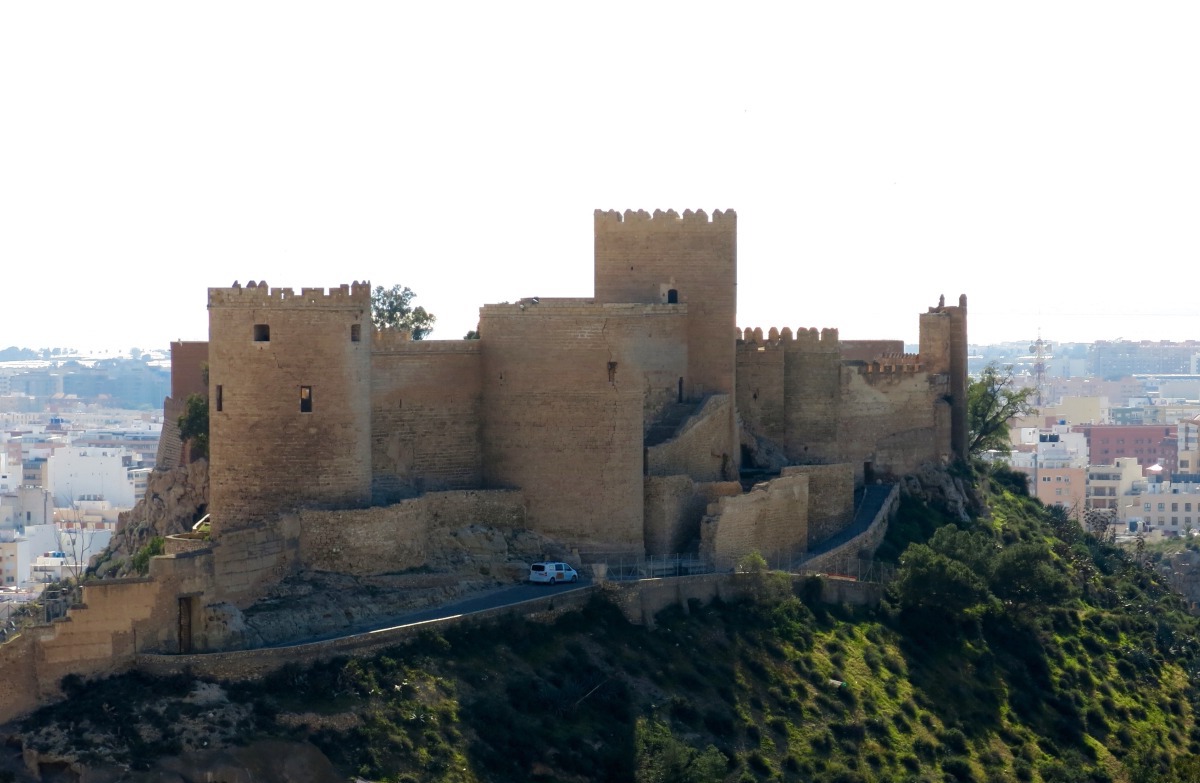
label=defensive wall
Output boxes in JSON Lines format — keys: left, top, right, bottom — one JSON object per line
{"left": 370, "top": 337, "right": 483, "bottom": 502}
{"left": 700, "top": 473, "right": 812, "bottom": 564}
{"left": 137, "top": 567, "right": 886, "bottom": 683}
{"left": 735, "top": 296, "right": 967, "bottom": 481}
{"left": 643, "top": 478, "right": 741, "bottom": 556}
{"left": 207, "top": 281, "right": 373, "bottom": 532}
{"left": 477, "top": 302, "right": 688, "bottom": 552}
{"left": 780, "top": 464, "right": 855, "bottom": 547}
{"left": 298, "top": 489, "right": 526, "bottom": 575}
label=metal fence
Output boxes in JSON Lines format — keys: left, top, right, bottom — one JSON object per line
{"left": 579, "top": 550, "right": 894, "bottom": 586}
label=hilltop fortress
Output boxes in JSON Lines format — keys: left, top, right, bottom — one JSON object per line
{"left": 0, "top": 208, "right": 966, "bottom": 721}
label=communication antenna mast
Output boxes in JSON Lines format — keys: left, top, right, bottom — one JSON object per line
{"left": 1030, "top": 331, "right": 1051, "bottom": 408}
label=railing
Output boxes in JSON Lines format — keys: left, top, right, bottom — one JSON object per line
{"left": 579, "top": 550, "right": 895, "bottom": 586}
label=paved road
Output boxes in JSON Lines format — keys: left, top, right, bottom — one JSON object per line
{"left": 269, "top": 577, "right": 594, "bottom": 649}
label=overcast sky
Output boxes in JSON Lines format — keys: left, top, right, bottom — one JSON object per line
{"left": 3, "top": 2, "right": 1198, "bottom": 353}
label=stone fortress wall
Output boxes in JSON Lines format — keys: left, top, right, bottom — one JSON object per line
{"left": 0, "top": 208, "right": 969, "bottom": 723}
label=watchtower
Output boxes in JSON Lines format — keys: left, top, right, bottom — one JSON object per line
{"left": 594, "top": 208, "right": 737, "bottom": 399}
{"left": 206, "top": 281, "right": 373, "bottom": 531}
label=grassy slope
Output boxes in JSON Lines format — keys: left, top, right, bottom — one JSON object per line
{"left": 15, "top": 465, "right": 1200, "bottom": 783}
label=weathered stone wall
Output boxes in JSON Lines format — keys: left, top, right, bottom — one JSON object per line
{"left": 170, "top": 341, "right": 210, "bottom": 401}
{"left": 298, "top": 490, "right": 526, "bottom": 575}
{"left": 781, "top": 464, "right": 854, "bottom": 547}
{"left": 208, "top": 282, "right": 373, "bottom": 531}
{"left": 839, "top": 340, "right": 905, "bottom": 362}
{"left": 208, "top": 515, "right": 299, "bottom": 608}
{"left": 0, "top": 636, "right": 40, "bottom": 724}
{"left": 646, "top": 394, "right": 734, "bottom": 482}
{"left": 700, "top": 473, "right": 810, "bottom": 565}
{"left": 783, "top": 331, "right": 843, "bottom": 464}
{"left": 594, "top": 209, "right": 737, "bottom": 400}
{"left": 478, "top": 303, "right": 685, "bottom": 552}
{"left": 370, "top": 338, "right": 483, "bottom": 501}
{"left": 736, "top": 339, "right": 786, "bottom": 441}
{"left": 839, "top": 370, "right": 950, "bottom": 482}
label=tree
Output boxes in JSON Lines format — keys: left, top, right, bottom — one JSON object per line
{"left": 371, "top": 284, "right": 436, "bottom": 339}
{"left": 967, "top": 363, "right": 1037, "bottom": 456}
{"left": 178, "top": 392, "right": 209, "bottom": 460}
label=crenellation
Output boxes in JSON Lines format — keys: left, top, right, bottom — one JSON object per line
{"left": 594, "top": 207, "right": 735, "bottom": 226}
{"left": 737, "top": 326, "right": 840, "bottom": 352}
{"left": 208, "top": 281, "right": 371, "bottom": 309}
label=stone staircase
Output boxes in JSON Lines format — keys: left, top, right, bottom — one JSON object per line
{"left": 644, "top": 401, "right": 702, "bottom": 447}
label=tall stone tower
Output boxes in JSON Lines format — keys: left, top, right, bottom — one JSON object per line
{"left": 207, "top": 281, "right": 373, "bottom": 531}
{"left": 919, "top": 294, "right": 969, "bottom": 461}
{"left": 594, "top": 208, "right": 737, "bottom": 399}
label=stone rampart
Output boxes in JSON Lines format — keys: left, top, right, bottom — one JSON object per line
{"left": 370, "top": 340, "right": 483, "bottom": 501}
{"left": 298, "top": 490, "right": 526, "bottom": 575}
{"left": 479, "top": 304, "right": 682, "bottom": 552}
{"left": 700, "top": 473, "right": 810, "bottom": 564}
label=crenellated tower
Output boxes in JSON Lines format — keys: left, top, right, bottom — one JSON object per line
{"left": 594, "top": 208, "right": 737, "bottom": 399}
{"left": 207, "top": 281, "right": 373, "bottom": 531}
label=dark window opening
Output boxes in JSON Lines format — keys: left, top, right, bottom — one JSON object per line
{"left": 608, "top": 362, "right": 618, "bottom": 383}
{"left": 678, "top": 377, "right": 684, "bottom": 403}
{"left": 350, "top": 324, "right": 361, "bottom": 342}
{"left": 667, "top": 289, "right": 679, "bottom": 304}
{"left": 253, "top": 324, "right": 270, "bottom": 342}
{"left": 215, "top": 385, "right": 223, "bottom": 412}
{"left": 300, "top": 386, "right": 313, "bottom": 413}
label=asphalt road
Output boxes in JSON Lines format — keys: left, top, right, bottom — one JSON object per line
{"left": 271, "top": 577, "right": 594, "bottom": 649}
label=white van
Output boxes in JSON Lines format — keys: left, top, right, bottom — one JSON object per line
{"left": 528, "top": 561, "right": 579, "bottom": 584}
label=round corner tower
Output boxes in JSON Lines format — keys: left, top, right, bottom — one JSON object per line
{"left": 207, "top": 281, "right": 373, "bottom": 531}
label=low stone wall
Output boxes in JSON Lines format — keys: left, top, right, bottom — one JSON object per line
{"left": 818, "top": 576, "right": 883, "bottom": 606}
{"left": 164, "top": 534, "right": 211, "bottom": 556}
{"left": 298, "top": 490, "right": 526, "bottom": 576}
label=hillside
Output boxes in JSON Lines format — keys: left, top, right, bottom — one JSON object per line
{"left": 7, "top": 464, "right": 1200, "bottom": 783}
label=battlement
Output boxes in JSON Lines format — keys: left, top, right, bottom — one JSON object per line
{"left": 208, "top": 280, "right": 372, "bottom": 309}
{"left": 371, "top": 336, "right": 482, "bottom": 356}
{"left": 481, "top": 301, "right": 686, "bottom": 318}
{"left": 737, "top": 326, "right": 840, "bottom": 350}
{"left": 856, "top": 353, "right": 925, "bottom": 374}
{"left": 594, "top": 208, "right": 736, "bottom": 227}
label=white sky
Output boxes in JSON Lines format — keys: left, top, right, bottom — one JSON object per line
{"left": 2, "top": 2, "right": 1198, "bottom": 353}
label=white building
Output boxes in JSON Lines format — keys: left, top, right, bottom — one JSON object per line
{"left": 0, "top": 524, "right": 61, "bottom": 586}
{"left": 46, "top": 446, "right": 141, "bottom": 510}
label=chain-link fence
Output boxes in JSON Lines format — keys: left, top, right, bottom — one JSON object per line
{"left": 580, "top": 550, "right": 894, "bottom": 585}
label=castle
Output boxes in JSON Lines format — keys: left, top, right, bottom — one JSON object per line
{"left": 0, "top": 208, "right": 966, "bottom": 721}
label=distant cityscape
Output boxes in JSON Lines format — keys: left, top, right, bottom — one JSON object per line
{"left": 0, "top": 345, "right": 169, "bottom": 598}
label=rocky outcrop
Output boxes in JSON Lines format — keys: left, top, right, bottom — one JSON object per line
{"left": 92, "top": 460, "right": 209, "bottom": 577}
{"left": 900, "top": 462, "right": 979, "bottom": 523}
